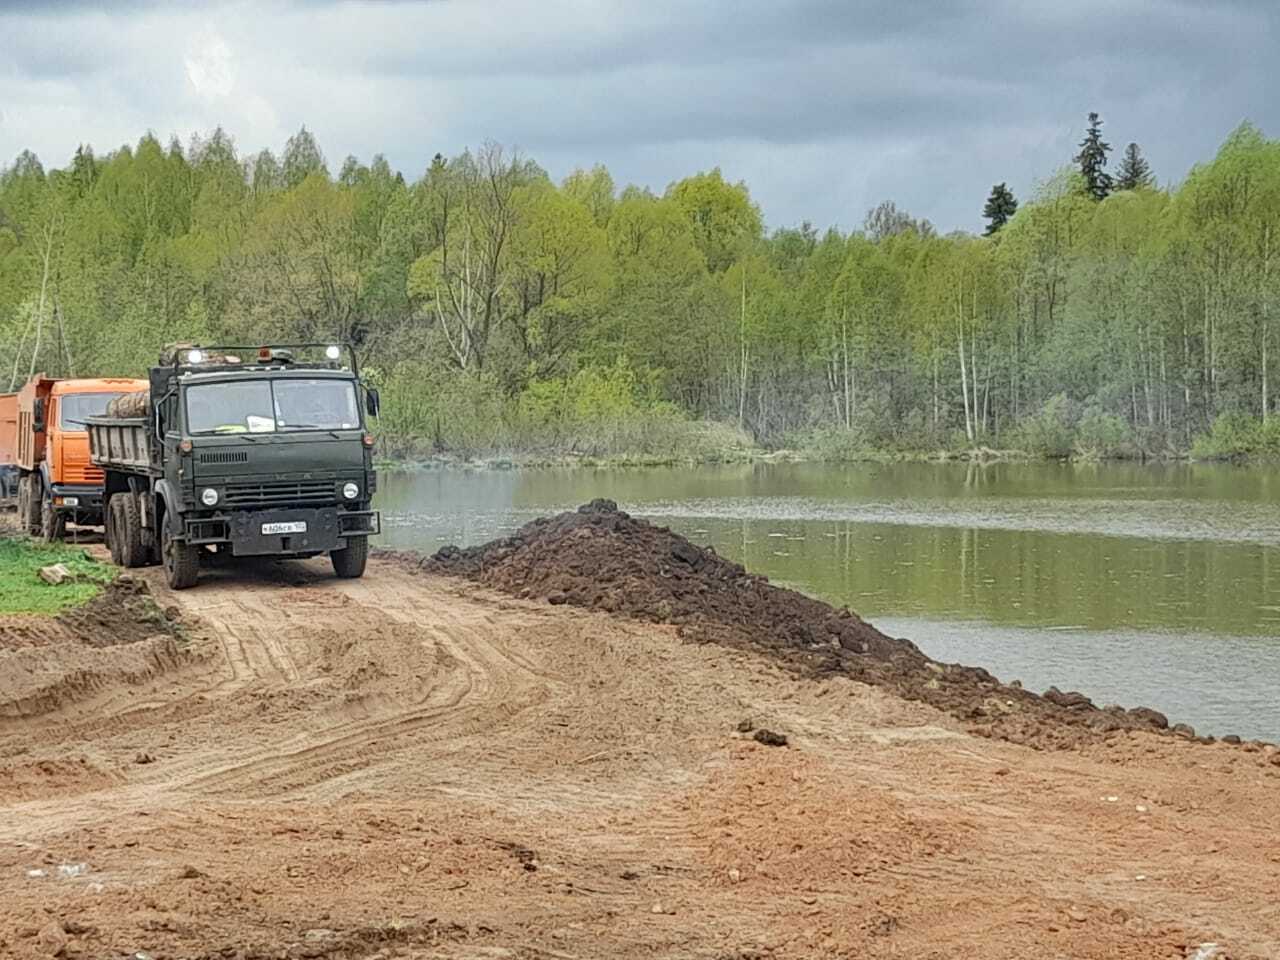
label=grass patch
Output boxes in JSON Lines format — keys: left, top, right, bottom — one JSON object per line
{"left": 0, "top": 538, "right": 117, "bottom": 615}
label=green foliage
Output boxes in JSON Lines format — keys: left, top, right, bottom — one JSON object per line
{"left": 1115, "top": 143, "right": 1155, "bottom": 191}
{"left": 1074, "top": 112, "right": 1113, "bottom": 201}
{"left": 982, "top": 183, "right": 1018, "bottom": 235}
{"left": 1190, "top": 413, "right": 1280, "bottom": 459}
{"left": 1074, "top": 408, "right": 1132, "bottom": 460}
{"left": 666, "top": 169, "right": 763, "bottom": 273}
{"left": 2, "top": 122, "right": 1280, "bottom": 462}
{"left": 1011, "top": 395, "right": 1078, "bottom": 458}
{"left": 0, "top": 539, "right": 116, "bottom": 614}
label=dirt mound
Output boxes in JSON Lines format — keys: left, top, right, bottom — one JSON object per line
{"left": 0, "top": 576, "right": 182, "bottom": 652}
{"left": 58, "top": 575, "right": 184, "bottom": 647}
{"left": 425, "top": 499, "right": 907, "bottom": 663}
{"left": 397, "top": 500, "right": 1200, "bottom": 750}
{"left": 0, "top": 575, "right": 194, "bottom": 717}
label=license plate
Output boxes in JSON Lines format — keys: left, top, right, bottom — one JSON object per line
{"left": 262, "top": 521, "right": 307, "bottom": 535}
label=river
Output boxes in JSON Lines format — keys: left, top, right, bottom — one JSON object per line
{"left": 373, "top": 461, "right": 1280, "bottom": 741}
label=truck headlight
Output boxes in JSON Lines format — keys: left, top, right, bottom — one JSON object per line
{"left": 342, "top": 482, "right": 360, "bottom": 500}
{"left": 201, "top": 488, "right": 219, "bottom": 506}
{"left": 56, "top": 496, "right": 80, "bottom": 507}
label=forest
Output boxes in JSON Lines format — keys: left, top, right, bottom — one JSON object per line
{"left": 1, "top": 118, "right": 1278, "bottom": 461}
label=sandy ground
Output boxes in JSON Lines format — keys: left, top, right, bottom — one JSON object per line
{"left": 1, "top": 555, "right": 1279, "bottom": 959}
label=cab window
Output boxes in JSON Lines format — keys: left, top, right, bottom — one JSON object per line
{"left": 58, "top": 393, "right": 125, "bottom": 430}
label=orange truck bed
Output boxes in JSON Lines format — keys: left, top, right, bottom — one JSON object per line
{"left": 0, "top": 392, "right": 16, "bottom": 466}
{"left": 16, "top": 374, "right": 55, "bottom": 471}
{"left": 0, "top": 392, "right": 16, "bottom": 500}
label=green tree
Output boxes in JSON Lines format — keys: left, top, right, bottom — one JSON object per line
{"left": 505, "top": 183, "right": 611, "bottom": 380}
{"left": 666, "top": 169, "right": 762, "bottom": 273}
{"left": 982, "top": 183, "right": 1018, "bottom": 235}
{"left": 282, "top": 126, "right": 328, "bottom": 188}
{"left": 1074, "top": 112, "right": 1113, "bottom": 201}
{"left": 561, "top": 165, "right": 616, "bottom": 227}
{"left": 863, "top": 201, "right": 934, "bottom": 242}
{"left": 1114, "top": 142, "right": 1155, "bottom": 191}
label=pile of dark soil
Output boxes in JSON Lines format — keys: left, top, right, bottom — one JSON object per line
{"left": 58, "top": 575, "right": 184, "bottom": 647}
{"left": 389, "top": 500, "right": 1213, "bottom": 750}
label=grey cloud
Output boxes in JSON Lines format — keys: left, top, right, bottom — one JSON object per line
{"left": 0, "top": 0, "right": 1277, "bottom": 232}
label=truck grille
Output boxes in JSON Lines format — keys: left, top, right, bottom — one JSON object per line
{"left": 222, "top": 480, "right": 335, "bottom": 506}
{"left": 199, "top": 450, "right": 249, "bottom": 465}
{"left": 62, "top": 463, "right": 104, "bottom": 484}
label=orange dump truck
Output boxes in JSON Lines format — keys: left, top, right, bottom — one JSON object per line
{"left": 2, "top": 374, "right": 149, "bottom": 540}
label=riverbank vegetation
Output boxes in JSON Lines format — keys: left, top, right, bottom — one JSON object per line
{"left": 2, "top": 118, "right": 1279, "bottom": 462}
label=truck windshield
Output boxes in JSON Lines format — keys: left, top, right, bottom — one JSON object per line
{"left": 186, "top": 379, "right": 360, "bottom": 435}
{"left": 59, "top": 393, "right": 126, "bottom": 430}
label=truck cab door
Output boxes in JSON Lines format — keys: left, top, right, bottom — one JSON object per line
{"left": 45, "top": 398, "right": 60, "bottom": 483}
{"left": 160, "top": 392, "right": 185, "bottom": 486}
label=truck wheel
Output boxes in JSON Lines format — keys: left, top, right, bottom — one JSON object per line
{"left": 161, "top": 522, "right": 200, "bottom": 590}
{"left": 40, "top": 495, "right": 65, "bottom": 542}
{"left": 106, "top": 497, "right": 124, "bottom": 565}
{"left": 16, "top": 476, "right": 30, "bottom": 531}
{"left": 21, "top": 476, "right": 42, "bottom": 536}
{"left": 331, "top": 536, "right": 369, "bottom": 579}
{"left": 118, "top": 494, "right": 146, "bottom": 568}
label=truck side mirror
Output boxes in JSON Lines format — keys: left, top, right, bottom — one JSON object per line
{"left": 365, "top": 387, "right": 381, "bottom": 418}
{"left": 33, "top": 398, "right": 46, "bottom": 432}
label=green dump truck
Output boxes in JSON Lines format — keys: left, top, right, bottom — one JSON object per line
{"left": 87, "top": 343, "right": 381, "bottom": 589}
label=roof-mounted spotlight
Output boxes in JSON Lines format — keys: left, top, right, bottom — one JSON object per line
{"left": 325, "top": 344, "right": 341, "bottom": 361}
{"left": 186, "top": 349, "right": 205, "bottom": 364}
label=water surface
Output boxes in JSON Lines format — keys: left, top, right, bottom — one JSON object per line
{"left": 374, "top": 462, "right": 1280, "bottom": 740}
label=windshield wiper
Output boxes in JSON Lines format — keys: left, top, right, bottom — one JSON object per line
{"left": 281, "top": 423, "right": 344, "bottom": 439}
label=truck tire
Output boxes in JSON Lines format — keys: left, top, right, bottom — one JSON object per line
{"left": 161, "top": 521, "right": 200, "bottom": 590}
{"left": 40, "top": 495, "right": 65, "bottom": 542}
{"left": 16, "top": 475, "right": 29, "bottom": 530}
{"left": 106, "top": 497, "right": 124, "bottom": 565}
{"left": 331, "top": 536, "right": 369, "bottom": 579}
{"left": 118, "top": 494, "right": 146, "bottom": 568}
{"left": 28, "top": 477, "right": 44, "bottom": 536}
{"left": 20, "top": 475, "right": 41, "bottom": 536}
{"left": 140, "top": 510, "right": 159, "bottom": 566}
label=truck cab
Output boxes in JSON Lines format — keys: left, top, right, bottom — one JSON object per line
{"left": 10, "top": 376, "right": 149, "bottom": 539}
{"left": 91, "top": 344, "right": 381, "bottom": 588}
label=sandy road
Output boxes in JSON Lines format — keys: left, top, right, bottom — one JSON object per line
{"left": 2, "top": 556, "right": 1280, "bottom": 959}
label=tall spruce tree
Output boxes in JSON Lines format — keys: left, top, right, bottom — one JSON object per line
{"left": 982, "top": 182, "right": 1018, "bottom": 235}
{"left": 1074, "top": 112, "right": 1113, "bottom": 201}
{"left": 1114, "top": 142, "right": 1155, "bottom": 190}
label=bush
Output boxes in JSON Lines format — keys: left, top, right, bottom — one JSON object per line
{"left": 788, "top": 425, "right": 876, "bottom": 461}
{"left": 1010, "top": 394, "right": 1078, "bottom": 458}
{"left": 1073, "top": 408, "right": 1131, "bottom": 460}
{"left": 373, "top": 357, "right": 757, "bottom": 461}
{"left": 1190, "top": 412, "right": 1280, "bottom": 459}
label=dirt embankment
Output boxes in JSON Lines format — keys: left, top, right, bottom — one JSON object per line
{"left": 0, "top": 575, "right": 197, "bottom": 719}
{"left": 390, "top": 499, "right": 1255, "bottom": 752}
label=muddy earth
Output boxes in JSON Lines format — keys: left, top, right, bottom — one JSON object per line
{"left": 1, "top": 506, "right": 1278, "bottom": 959}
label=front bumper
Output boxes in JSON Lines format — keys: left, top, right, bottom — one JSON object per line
{"left": 183, "top": 506, "right": 381, "bottom": 557}
{"left": 50, "top": 483, "right": 106, "bottom": 520}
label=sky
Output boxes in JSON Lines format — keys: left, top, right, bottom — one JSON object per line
{"left": 0, "top": 0, "right": 1276, "bottom": 233}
